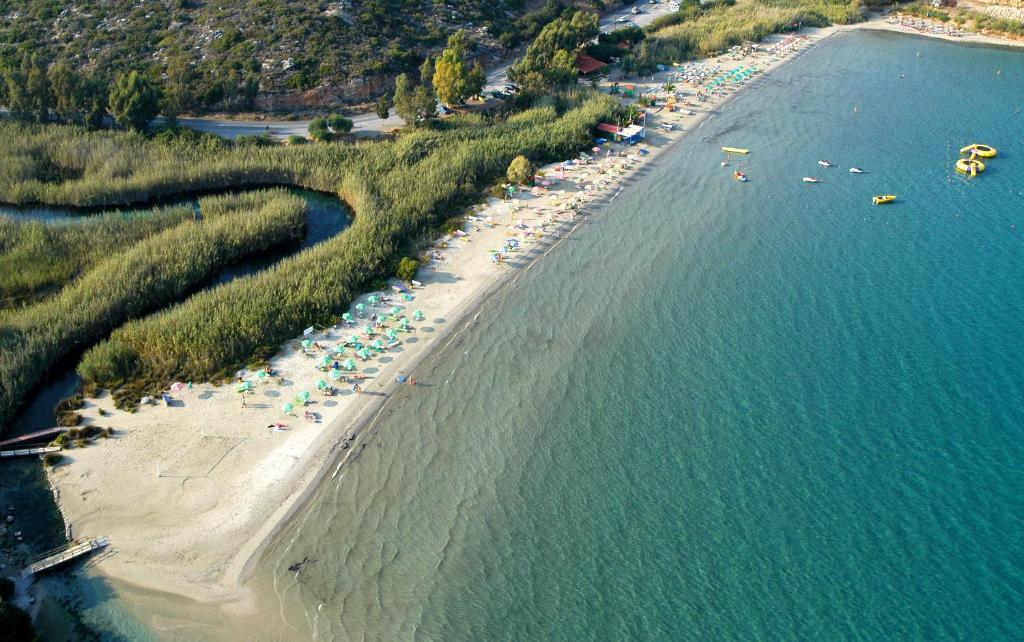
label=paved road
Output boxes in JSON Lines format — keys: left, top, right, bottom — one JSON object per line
{"left": 175, "top": 1, "right": 676, "bottom": 140}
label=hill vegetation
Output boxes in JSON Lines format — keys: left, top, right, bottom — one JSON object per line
{"left": 0, "top": 0, "right": 614, "bottom": 114}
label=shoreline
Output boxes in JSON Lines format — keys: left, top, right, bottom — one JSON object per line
{"left": 42, "top": 14, "right": 1024, "bottom": 619}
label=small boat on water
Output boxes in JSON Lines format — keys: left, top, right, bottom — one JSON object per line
{"left": 802, "top": 177, "right": 820, "bottom": 183}
{"left": 872, "top": 194, "right": 896, "bottom": 205}
{"left": 818, "top": 160, "right": 833, "bottom": 167}
{"left": 734, "top": 171, "right": 748, "bottom": 182}
{"left": 849, "top": 167, "right": 865, "bottom": 174}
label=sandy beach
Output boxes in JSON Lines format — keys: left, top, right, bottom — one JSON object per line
{"left": 43, "top": 13, "right": 1024, "bottom": 613}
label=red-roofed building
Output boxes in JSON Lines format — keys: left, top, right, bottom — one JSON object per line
{"left": 575, "top": 54, "right": 608, "bottom": 75}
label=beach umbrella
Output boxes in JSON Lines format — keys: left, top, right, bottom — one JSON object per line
{"left": 236, "top": 381, "right": 252, "bottom": 393}
{"left": 316, "top": 379, "right": 327, "bottom": 390}
{"left": 255, "top": 369, "right": 267, "bottom": 380}
{"left": 355, "top": 303, "right": 366, "bottom": 315}
{"left": 282, "top": 402, "right": 295, "bottom": 414}
{"left": 390, "top": 306, "right": 401, "bottom": 316}
{"left": 342, "top": 312, "right": 354, "bottom": 323}
{"left": 357, "top": 348, "right": 371, "bottom": 360}
{"left": 342, "top": 358, "right": 356, "bottom": 371}
{"left": 371, "top": 339, "right": 385, "bottom": 351}
{"left": 333, "top": 344, "right": 346, "bottom": 355}
{"left": 296, "top": 391, "right": 311, "bottom": 404}
{"left": 363, "top": 325, "right": 375, "bottom": 336}
{"left": 399, "top": 316, "right": 410, "bottom": 327}
{"left": 320, "top": 354, "right": 332, "bottom": 367}
{"left": 368, "top": 295, "right": 379, "bottom": 305}
{"left": 413, "top": 310, "right": 425, "bottom": 321}
{"left": 348, "top": 335, "right": 360, "bottom": 345}
{"left": 329, "top": 369, "right": 344, "bottom": 381}
{"left": 402, "top": 294, "right": 414, "bottom": 301}
{"left": 301, "top": 339, "right": 313, "bottom": 349}
{"left": 386, "top": 328, "right": 398, "bottom": 341}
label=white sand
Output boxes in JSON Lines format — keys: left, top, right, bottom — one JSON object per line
{"left": 45, "top": 15, "right": 1022, "bottom": 610}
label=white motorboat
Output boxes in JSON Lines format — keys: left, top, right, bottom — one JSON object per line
{"left": 802, "top": 177, "right": 820, "bottom": 183}
{"left": 818, "top": 160, "right": 833, "bottom": 167}
{"left": 849, "top": 167, "right": 865, "bottom": 174}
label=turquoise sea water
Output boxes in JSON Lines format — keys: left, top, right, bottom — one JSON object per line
{"left": 80, "top": 30, "right": 1024, "bottom": 640}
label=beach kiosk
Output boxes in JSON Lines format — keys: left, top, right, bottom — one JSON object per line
{"left": 595, "top": 122, "right": 646, "bottom": 145}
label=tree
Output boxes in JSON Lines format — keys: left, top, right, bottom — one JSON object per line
{"left": 25, "top": 54, "right": 53, "bottom": 122}
{"left": 308, "top": 117, "right": 330, "bottom": 141}
{"left": 509, "top": 10, "right": 599, "bottom": 90}
{"left": 326, "top": 113, "right": 353, "bottom": 134}
{"left": 507, "top": 155, "right": 533, "bottom": 185}
{"left": 375, "top": 93, "right": 391, "bottom": 120}
{"left": 396, "top": 257, "right": 419, "bottom": 282}
{"left": 48, "top": 60, "right": 81, "bottom": 122}
{"left": 393, "top": 70, "right": 435, "bottom": 127}
{"left": 433, "top": 29, "right": 471, "bottom": 106}
{"left": 466, "top": 61, "right": 486, "bottom": 100}
{"left": 108, "top": 71, "right": 161, "bottom": 131}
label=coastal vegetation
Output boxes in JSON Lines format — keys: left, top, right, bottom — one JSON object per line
{"left": 0, "top": 190, "right": 306, "bottom": 430}
{"left": 900, "top": 2, "right": 1024, "bottom": 37}
{"left": 640, "top": 0, "right": 865, "bottom": 65}
{"left": 66, "top": 93, "right": 616, "bottom": 406}
{"left": 0, "top": 205, "right": 193, "bottom": 308}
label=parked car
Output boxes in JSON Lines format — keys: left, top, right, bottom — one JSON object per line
{"left": 616, "top": 16, "right": 628, "bottom": 22}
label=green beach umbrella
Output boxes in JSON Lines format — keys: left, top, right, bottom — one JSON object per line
{"left": 386, "top": 328, "right": 398, "bottom": 341}
{"left": 412, "top": 310, "right": 425, "bottom": 321}
{"left": 342, "top": 312, "right": 354, "bottom": 323}
{"left": 357, "top": 347, "right": 371, "bottom": 360}
{"left": 296, "top": 391, "right": 311, "bottom": 403}
{"left": 320, "top": 354, "right": 332, "bottom": 367}
{"left": 390, "top": 306, "right": 401, "bottom": 316}
{"left": 333, "top": 344, "right": 346, "bottom": 355}
{"left": 368, "top": 295, "right": 379, "bottom": 304}
{"left": 348, "top": 335, "right": 360, "bottom": 345}
{"left": 301, "top": 339, "right": 313, "bottom": 349}
{"left": 355, "top": 303, "right": 366, "bottom": 314}
{"left": 342, "top": 358, "right": 356, "bottom": 371}
{"left": 371, "top": 339, "right": 385, "bottom": 351}
{"left": 402, "top": 294, "right": 414, "bottom": 302}
{"left": 363, "top": 325, "right": 375, "bottom": 336}
{"left": 329, "top": 369, "right": 344, "bottom": 381}
{"left": 255, "top": 369, "right": 267, "bottom": 380}
{"left": 399, "top": 316, "right": 410, "bottom": 327}
{"left": 316, "top": 379, "right": 327, "bottom": 390}
{"left": 282, "top": 402, "right": 295, "bottom": 414}
{"left": 236, "top": 381, "right": 252, "bottom": 393}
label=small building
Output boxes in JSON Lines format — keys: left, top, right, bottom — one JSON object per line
{"left": 576, "top": 54, "right": 609, "bottom": 76}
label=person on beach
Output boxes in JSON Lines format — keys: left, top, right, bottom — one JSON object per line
{"left": 409, "top": 376, "right": 417, "bottom": 386}
{"left": 352, "top": 383, "right": 362, "bottom": 395}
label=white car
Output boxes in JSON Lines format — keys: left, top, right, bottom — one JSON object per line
{"left": 616, "top": 16, "right": 628, "bottom": 22}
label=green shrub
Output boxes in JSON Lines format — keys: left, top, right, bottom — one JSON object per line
{"left": 43, "top": 452, "right": 64, "bottom": 466}
{"left": 396, "top": 257, "right": 420, "bottom": 282}
{"left": 507, "top": 155, "right": 533, "bottom": 185}
{"left": 287, "top": 134, "right": 307, "bottom": 145}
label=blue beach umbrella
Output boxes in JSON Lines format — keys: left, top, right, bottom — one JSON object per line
{"left": 236, "top": 381, "right": 252, "bottom": 393}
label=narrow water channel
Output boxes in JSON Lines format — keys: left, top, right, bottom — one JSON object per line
{"left": 0, "top": 186, "right": 351, "bottom": 571}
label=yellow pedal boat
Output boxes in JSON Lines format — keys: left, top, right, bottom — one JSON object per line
{"left": 872, "top": 194, "right": 896, "bottom": 205}
{"left": 959, "top": 143, "right": 996, "bottom": 158}
{"left": 955, "top": 158, "right": 985, "bottom": 176}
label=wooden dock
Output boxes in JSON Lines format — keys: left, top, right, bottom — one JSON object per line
{"left": 0, "top": 445, "right": 60, "bottom": 459}
{"left": 0, "top": 427, "right": 66, "bottom": 449}
{"left": 22, "top": 537, "right": 110, "bottom": 577}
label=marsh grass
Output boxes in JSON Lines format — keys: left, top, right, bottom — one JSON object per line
{"left": 0, "top": 190, "right": 306, "bottom": 428}
{"left": 0, "top": 206, "right": 193, "bottom": 308}
{"left": 644, "top": 0, "right": 864, "bottom": 63}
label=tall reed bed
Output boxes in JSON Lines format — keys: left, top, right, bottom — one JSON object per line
{"left": 77, "top": 96, "right": 617, "bottom": 399}
{"left": 0, "top": 206, "right": 193, "bottom": 308}
{"left": 644, "top": 0, "right": 864, "bottom": 63}
{"left": 0, "top": 190, "right": 306, "bottom": 429}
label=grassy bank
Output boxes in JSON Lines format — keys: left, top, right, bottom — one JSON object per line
{"left": 900, "top": 2, "right": 1024, "bottom": 38}
{"left": 0, "top": 205, "right": 193, "bottom": 308}
{"left": 643, "top": 0, "right": 864, "bottom": 63}
{"left": 74, "top": 94, "right": 616, "bottom": 402}
{"left": 0, "top": 190, "right": 306, "bottom": 430}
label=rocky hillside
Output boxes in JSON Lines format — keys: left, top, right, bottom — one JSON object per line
{"left": 0, "top": 0, "right": 610, "bottom": 112}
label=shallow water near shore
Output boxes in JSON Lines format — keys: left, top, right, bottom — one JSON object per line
{"left": 73, "top": 30, "right": 1024, "bottom": 639}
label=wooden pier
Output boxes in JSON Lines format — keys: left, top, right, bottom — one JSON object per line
{"left": 22, "top": 537, "right": 110, "bottom": 577}
{"left": 0, "top": 445, "right": 60, "bottom": 459}
{"left": 0, "top": 427, "right": 66, "bottom": 449}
